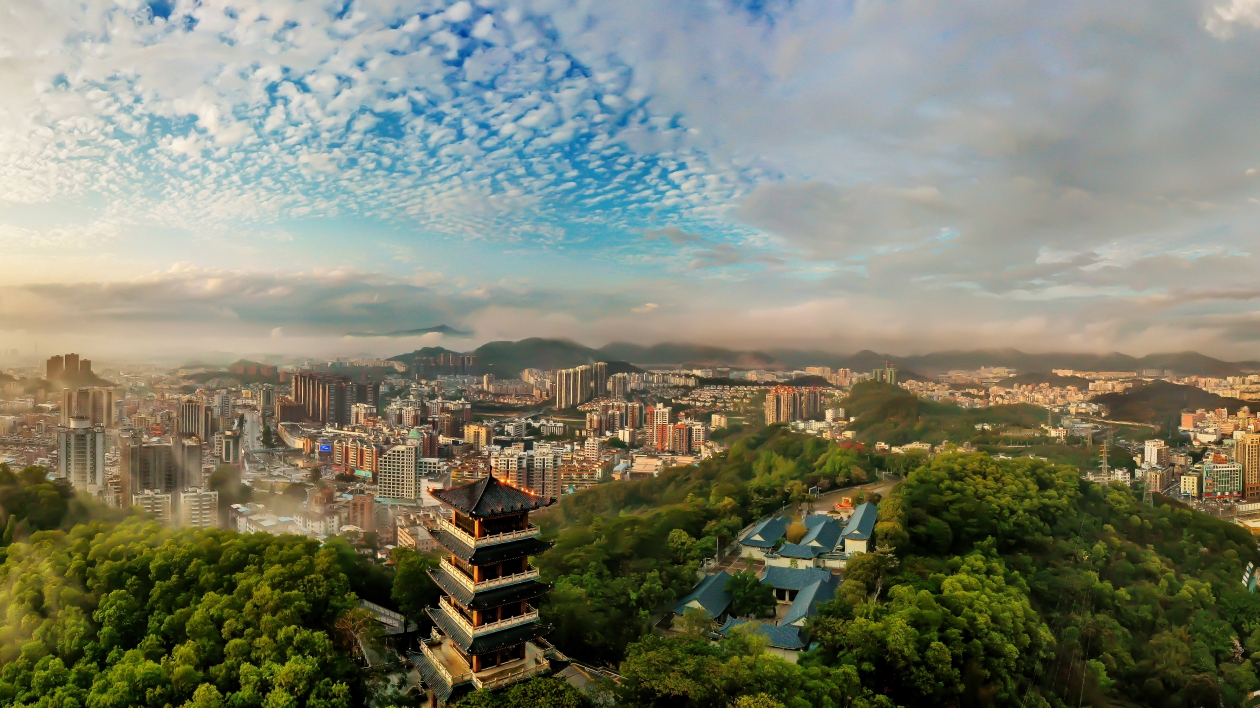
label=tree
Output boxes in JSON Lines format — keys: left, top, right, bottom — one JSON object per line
{"left": 261, "top": 420, "right": 274, "bottom": 448}
{"left": 391, "top": 547, "right": 440, "bottom": 628}
{"left": 726, "top": 571, "right": 775, "bottom": 619}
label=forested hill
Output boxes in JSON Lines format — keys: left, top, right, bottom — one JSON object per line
{"left": 1094, "top": 380, "right": 1249, "bottom": 433}
{"left": 534, "top": 428, "right": 1260, "bottom": 708}
{"left": 839, "top": 380, "right": 1049, "bottom": 446}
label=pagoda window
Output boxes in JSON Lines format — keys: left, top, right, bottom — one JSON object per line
{"left": 482, "top": 512, "right": 527, "bottom": 536}
{"left": 452, "top": 511, "right": 477, "bottom": 536}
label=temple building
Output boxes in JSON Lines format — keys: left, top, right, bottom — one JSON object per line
{"left": 414, "top": 474, "right": 556, "bottom": 705}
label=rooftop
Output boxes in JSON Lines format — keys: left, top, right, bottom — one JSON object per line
{"left": 842, "top": 502, "right": 879, "bottom": 541}
{"left": 672, "top": 570, "right": 732, "bottom": 618}
{"left": 430, "top": 473, "right": 555, "bottom": 518}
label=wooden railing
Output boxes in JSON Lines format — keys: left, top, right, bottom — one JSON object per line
{"left": 440, "top": 559, "right": 540, "bottom": 592}
{"left": 439, "top": 597, "right": 539, "bottom": 636}
{"left": 473, "top": 659, "right": 551, "bottom": 690}
{"left": 434, "top": 517, "right": 541, "bottom": 547}
{"left": 419, "top": 640, "right": 472, "bottom": 685}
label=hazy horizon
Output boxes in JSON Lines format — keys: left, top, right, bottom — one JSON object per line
{"left": 6, "top": 0, "right": 1260, "bottom": 358}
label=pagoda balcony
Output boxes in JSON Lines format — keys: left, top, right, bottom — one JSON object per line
{"left": 440, "top": 558, "right": 540, "bottom": 593}
{"left": 439, "top": 596, "right": 540, "bottom": 637}
{"left": 418, "top": 635, "right": 474, "bottom": 687}
{"left": 434, "top": 516, "right": 541, "bottom": 548}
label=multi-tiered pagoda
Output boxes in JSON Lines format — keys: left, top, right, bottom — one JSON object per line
{"left": 415, "top": 474, "right": 556, "bottom": 706}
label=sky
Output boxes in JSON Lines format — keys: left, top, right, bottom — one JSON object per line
{"left": 5, "top": 0, "right": 1260, "bottom": 362}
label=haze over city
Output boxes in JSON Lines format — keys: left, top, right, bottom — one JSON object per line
{"left": 7, "top": 0, "right": 1260, "bottom": 359}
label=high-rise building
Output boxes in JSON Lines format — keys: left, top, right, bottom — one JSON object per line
{"left": 349, "top": 380, "right": 381, "bottom": 410}
{"left": 378, "top": 444, "right": 420, "bottom": 499}
{"left": 483, "top": 374, "right": 495, "bottom": 390}
{"left": 46, "top": 354, "right": 64, "bottom": 380}
{"left": 213, "top": 391, "right": 233, "bottom": 419}
{"left": 1144, "top": 440, "right": 1169, "bottom": 468}
{"left": 221, "top": 430, "right": 240, "bottom": 464}
{"left": 176, "top": 436, "right": 205, "bottom": 489}
{"left": 349, "top": 494, "right": 375, "bottom": 532}
{"left": 463, "top": 423, "right": 493, "bottom": 449}
{"left": 555, "top": 365, "right": 593, "bottom": 409}
{"left": 119, "top": 433, "right": 183, "bottom": 504}
{"left": 669, "top": 423, "right": 693, "bottom": 454}
{"left": 61, "top": 387, "right": 115, "bottom": 427}
{"left": 178, "top": 489, "right": 220, "bottom": 528}
{"left": 350, "top": 403, "right": 374, "bottom": 426}
{"left": 764, "top": 386, "right": 824, "bottom": 425}
{"left": 593, "top": 362, "right": 608, "bottom": 399}
{"left": 292, "top": 372, "right": 351, "bottom": 426}
{"left": 608, "top": 372, "right": 629, "bottom": 400}
{"left": 1240, "top": 434, "right": 1260, "bottom": 501}
{"left": 57, "top": 418, "right": 105, "bottom": 493}
{"left": 419, "top": 475, "right": 555, "bottom": 704}
{"left": 178, "top": 398, "right": 215, "bottom": 440}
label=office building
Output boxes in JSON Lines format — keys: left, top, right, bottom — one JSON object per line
{"left": 176, "top": 436, "right": 205, "bottom": 489}
{"left": 221, "top": 430, "right": 240, "bottom": 464}
{"left": 177, "top": 398, "right": 214, "bottom": 440}
{"left": 57, "top": 418, "right": 105, "bottom": 493}
{"left": 351, "top": 403, "right": 374, "bottom": 426}
{"left": 179, "top": 489, "right": 220, "bottom": 528}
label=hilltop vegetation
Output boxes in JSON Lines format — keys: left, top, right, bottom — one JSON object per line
{"left": 1093, "top": 380, "right": 1248, "bottom": 433}
{"left": 841, "top": 381, "right": 1050, "bottom": 447}
{"left": 591, "top": 447, "right": 1260, "bottom": 707}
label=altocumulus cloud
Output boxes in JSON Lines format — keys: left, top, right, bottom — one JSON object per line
{"left": 7, "top": 0, "right": 1260, "bottom": 356}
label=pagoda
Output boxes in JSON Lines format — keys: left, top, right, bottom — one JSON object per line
{"left": 414, "top": 474, "right": 556, "bottom": 705}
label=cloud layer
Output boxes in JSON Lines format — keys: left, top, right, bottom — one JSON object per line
{"left": 4, "top": 0, "right": 1260, "bottom": 358}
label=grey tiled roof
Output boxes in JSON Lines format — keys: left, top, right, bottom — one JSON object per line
{"left": 426, "top": 565, "right": 550, "bottom": 609}
{"left": 842, "top": 503, "right": 878, "bottom": 541}
{"left": 432, "top": 528, "right": 552, "bottom": 564}
{"left": 759, "top": 566, "right": 833, "bottom": 592}
{"left": 781, "top": 575, "right": 840, "bottom": 626}
{"left": 671, "top": 570, "right": 732, "bottom": 618}
{"left": 739, "top": 517, "right": 790, "bottom": 548}
{"left": 411, "top": 650, "right": 457, "bottom": 702}
{"left": 431, "top": 474, "right": 555, "bottom": 518}
{"left": 717, "top": 618, "right": 805, "bottom": 650}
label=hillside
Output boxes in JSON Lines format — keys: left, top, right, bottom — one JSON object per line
{"left": 841, "top": 380, "right": 1050, "bottom": 446}
{"left": 394, "top": 338, "right": 1256, "bottom": 378}
{"left": 1006, "top": 371, "right": 1093, "bottom": 388}
{"left": 534, "top": 428, "right": 1260, "bottom": 707}
{"left": 1093, "top": 380, "right": 1249, "bottom": 433}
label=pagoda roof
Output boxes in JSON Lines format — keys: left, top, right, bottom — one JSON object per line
{"left": 432, "top": 528, "right": 553, "bottom": 565}
{"left": 410, "top": 651, "right": 456, "bottom": 702}
{"left": 431, "top": 474, "right": 555, "bottom": 518}
{"left": 428, "top": 565, "right": 551, "bottom": 609}
{"left": 427, "top": 606, "right": 549, "bottom": 655}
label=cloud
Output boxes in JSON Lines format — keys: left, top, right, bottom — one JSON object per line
{"left": 632, "top": 302, "right": 659, "bottom": 314}
{"left": 644, "top": 227, "right": 702, "bottom": 244}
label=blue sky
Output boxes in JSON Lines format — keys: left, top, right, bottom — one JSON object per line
{"left": 5, "top": 0, "right": 1260, "bottom": 360}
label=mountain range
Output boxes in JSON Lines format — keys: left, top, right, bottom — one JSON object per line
{"left": 389, "top": 338, "right": 1260, "bottom": 379}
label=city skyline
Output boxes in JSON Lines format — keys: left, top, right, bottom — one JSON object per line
{"left": 8, "top": 0, "right": 1260, "bottom": 358}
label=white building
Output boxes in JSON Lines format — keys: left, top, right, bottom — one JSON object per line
{"left": 377, "top": 444, "right": 419, "bottom": 499}
{"left": 178, "top": 489, "right": 220, "bottom": 528}
{"left": 133, "top": 490, "right": 173, "bottom": 524}
{"left": 57, "top": 418, "right": 106, "bottom": 494}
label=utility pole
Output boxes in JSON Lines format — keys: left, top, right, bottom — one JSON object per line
{"left": 1099, "top": 427, "right": 1111, "bottom": 482}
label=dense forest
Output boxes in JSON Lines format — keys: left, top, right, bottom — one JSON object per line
{"left": 528, "top": 428, "right": 1260, "bottom": 707}
{"left": 841, "top": 381, "right": 1053, "bottom": 447}
{"left": 4, "top": 425, "right": 1259, "bottom": 707}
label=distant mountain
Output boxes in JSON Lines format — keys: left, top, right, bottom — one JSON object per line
{"left": 597, "top": 342, "right": 776, "bottom": 368}
{"left": 1092, "top": 381, "right": 1249, "bottom": 433}
{"left": 390, "top": 339, "right": 1256, "bottom": 379}
{"left": 391, "top": 338, "right": 641, "bottom": 378}
{"left": 347, "top": 324, "right": 472, "bottom": 338}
